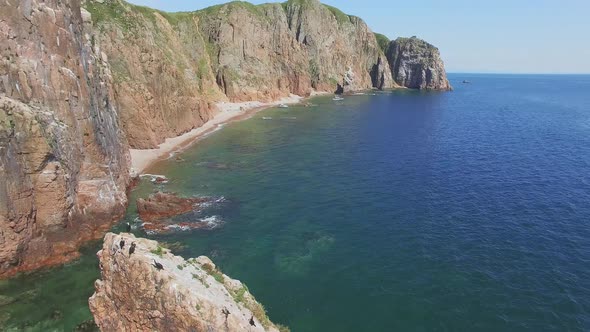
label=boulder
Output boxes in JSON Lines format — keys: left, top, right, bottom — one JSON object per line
{"left": 136, "top": 192, "right": 207, "bottom": 222}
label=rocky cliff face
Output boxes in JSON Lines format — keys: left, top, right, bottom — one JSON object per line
{"left": 84, "top": 0, "right": 222, "bottom": 149}
{"left": 84, "top": 0, "right": 396, "bottom": 148}
{"left": 386, "top": 36, "right": 452, "bottom": 90}
{"left": 0, "top": 0, "right": 130, "bottom": 278}
{"left": 90, "top": 233, "right": 286, "bottom": 331}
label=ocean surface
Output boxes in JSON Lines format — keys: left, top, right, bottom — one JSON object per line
{"left": 2, "top": 74, "right": 590, "bottom": 331}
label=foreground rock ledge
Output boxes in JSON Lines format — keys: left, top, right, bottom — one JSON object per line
{"left": 89, "top": 233, "right": 285, "bottom": 331}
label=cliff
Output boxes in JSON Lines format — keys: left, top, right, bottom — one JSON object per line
{"left": 386, "top": 36, "right": 452, "bottom": 90}
{"left": 89, "top": 233, "right": 287, "bottom": 331}
{"left": 0, "top": 0, "right": 130, "bottom": 278}
{"left": 84, "top": 0, "right": 396, "bottom": 148}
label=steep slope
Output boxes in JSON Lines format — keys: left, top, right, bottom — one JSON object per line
{"left": 0, "top": 0, "right": 130, "bottom": 277}
{"left": 90, "top": 233, "right": 287, "bottom": 331}
{"left": 282, "top": 0, "right": 394, "bottom": 92}
{"left": 84, "top": 0, "right": 222, "bottom": 149}
{"left": 386, "top": 36, "right": 452, "bottom": 90}
{"left": 84, "top": 0, "right": 396, "bottom": 148}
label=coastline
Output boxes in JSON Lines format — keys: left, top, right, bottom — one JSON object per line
{"left": 129, "top": 94, "right": 308, "bottom": 174}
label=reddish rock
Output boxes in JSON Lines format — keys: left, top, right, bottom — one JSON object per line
{"left": 136, "top": 192, "right": 207, "bottom": 222}
{"left": 0, "top": 0, "right": 130, "bottom": 278}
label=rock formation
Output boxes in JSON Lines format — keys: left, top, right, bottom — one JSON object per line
{"left": 89, "top": 233, "right": 286, "bottom": 331}
{"left": 136, "top": 192, "right": 207, "bottom": 222}
{"left": 0, "top": 0, "right": 130, "bottom": 278}
{"left": 386, "top": 36, "right": 452, "bottom": 90}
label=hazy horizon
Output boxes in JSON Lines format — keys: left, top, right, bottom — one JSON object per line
{"left": 125, "top": 0, "right": 590, "bottom": 74}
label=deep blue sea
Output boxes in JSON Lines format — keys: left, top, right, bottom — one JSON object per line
{"left": 2, "top": 74, "right": 590, "bottom": 331}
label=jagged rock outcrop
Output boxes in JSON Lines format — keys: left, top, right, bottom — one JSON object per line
{"left": 136, "top": 192, "right": 207, "bottom": 222}
{"left": 89, "top": 233, "right": 286, "bottom": 331}
{"left": 0, "top": 0, "right": 130, "bottom": 277}
{"left": 386, "top": 36, "right": 452, "bottom": 90}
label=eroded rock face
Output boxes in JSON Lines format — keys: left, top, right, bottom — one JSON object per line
{"left": 386, "top": 36, "right": 452, "bottom": 90}
{"left": 136, "top": 192, "right": 207, "bottom": 222}
{"left": 0, "top": 0, "right": 130, "bottom": 277}
{"left": 89, "top": 233, "right": 285, "bottom": 332}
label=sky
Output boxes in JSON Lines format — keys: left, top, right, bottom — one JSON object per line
{"left": 126, "top": 0, "right": 590, "bottom": 74}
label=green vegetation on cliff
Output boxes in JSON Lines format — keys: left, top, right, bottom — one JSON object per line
{"left": 393, "top": 36, "right": 438, "bottom": 52}
{"left": 196, "top": 1, "right": 267, "bottom": 20}
{"left": 323, "top": 4, "right": 351, "bottom": 24}
{"left": 374, "top": 33, "right": 390, "bottom": 54}
{"left": 281, "top": 0, "right": 353, "bottom": 25}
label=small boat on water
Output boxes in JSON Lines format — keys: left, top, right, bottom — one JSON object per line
{"left": 278, "top": 104, "right": 289, "bottom": 108}
{"left": 262, "top": 117, "right": 272, "bottom": 120}
{"left": 462, "top": 80, "right": 471, "bottom": 84}
{"left": 333, "top": 96, "right": 344, "bottom": 101}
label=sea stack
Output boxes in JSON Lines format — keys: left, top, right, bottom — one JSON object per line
{"left": 89, "top": 233, "right": 286, "bottom": 331}
{"left": 386, "top": 36, "right": 452, "bottom": 90}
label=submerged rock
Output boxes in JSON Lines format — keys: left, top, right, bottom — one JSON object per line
{"left": 0, "top": 294, "right": 16, "bottom": 307}
{"left": 136, "top": 192, "right": 208, "bottom": 222}
{"left": 74, "top": 320, "right": 99, "bottom": 332}
{"left": 89, "top": 233, "right": 285, "bottom": 331}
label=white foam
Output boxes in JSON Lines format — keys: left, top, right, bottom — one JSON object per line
{"left": 200, "top": 216, "right": 224, "bottom": 229}
{"left": 165, "top": 224, "right": 192, "bottom": 232}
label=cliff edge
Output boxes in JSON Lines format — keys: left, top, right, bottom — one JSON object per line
{"left": 89, "top": 233, "right": 287, "bottom": 331}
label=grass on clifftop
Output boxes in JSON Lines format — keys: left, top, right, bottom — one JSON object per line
{"left": 323, "top": 4, "right": 352, "bottom": 24}
{"left": 150, "top": 245, "right": 166, "bottom": 257}
{"left": 196, "top": 1, "right": 267, "bottom": 20}
{"left": 85, "top": 0, "right": 192, "bottom": 28}
{"left": 374, "top": 33, "right": 390, "bottom": 54}
{"left": 394, "top": 36, "right": 437, "bottom": 50}
{"left": 201, "top": 263, "right": 225, "bottom": 284}
{"left": 281, "top": 0, "right": 353, "bottom": 25}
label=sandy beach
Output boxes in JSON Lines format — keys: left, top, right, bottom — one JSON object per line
{"left": 129, "top": 94, "right": 304, "bottom": 174}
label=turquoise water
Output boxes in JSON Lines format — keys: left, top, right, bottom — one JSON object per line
{"left": 2, "top": 74, "right": 590, "bottom": 331}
